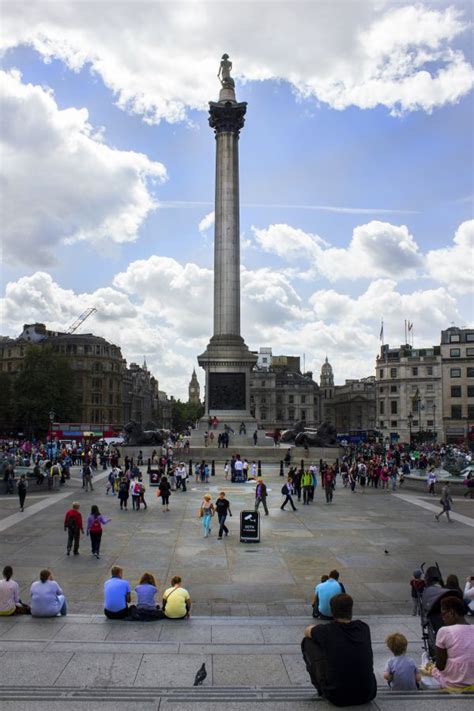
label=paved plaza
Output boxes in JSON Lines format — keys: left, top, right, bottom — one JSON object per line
{"left": 0, "top": 464, "right": 472, "bottom": 709}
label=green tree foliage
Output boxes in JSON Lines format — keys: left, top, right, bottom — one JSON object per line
{"left": 14, "top": 345, "right": 78, "bottom": 436}
{"left": 171, "top": 400, "right": 204, "bottom": 431}
{"left": 0, "top": 372, "right": 14, "bottom": 432}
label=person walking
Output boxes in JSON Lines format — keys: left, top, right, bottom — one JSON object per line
{"left": 118, "top": 477, "right": 130, "bottom": 510}
{"left": 83, "top": 463, "right": 94, "bottom": 492}
{"left": 301, "top": 469, "right": 313, "bottom": 505}
{"left": 200, "top": 494, "right": 215, "bottom": 537}
{"left": 435, "top": 483, "right": 454, "bottom": 523}
{"left": 64, "top": 502, "right": 84, "bottom": 555}
{"left": 158, "top": 475, "right": 171, "bottom": 512}
{"left": 86, "top": 505, "right": 111, "bottom": 559}
{"left": 255, "top": 477, "right": 269, "bottom": 515}
{"left": 281, "top": 477, "right": 297, "bottom": 511}
{"left": 324, "top": 469, "right": 335, "bottom": 504}
{"left": 17, "top": 474, "right": 28, "bottom": 511}
{"left": 215, "top": 491, "right": 232, "bottom": 539}
{"left": 427, "top": 468, "right": 437, "bottom": 495}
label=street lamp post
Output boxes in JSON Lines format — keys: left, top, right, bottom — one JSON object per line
{"left": 407, "top": 412, "right": 413, "bottom": 448}
{"left": 48, "top": 410, "right": 55, "bottom": 458}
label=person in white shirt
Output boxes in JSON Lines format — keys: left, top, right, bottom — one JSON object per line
{"left": 0, "top": 566, "right": 28, "bottom": 616}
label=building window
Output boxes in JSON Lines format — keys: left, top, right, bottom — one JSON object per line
{"left": 379, "top": 421, "right": 385, "bottom": 428}
{"left": 426, "top": 384, "right": 434, "bottom": 391}
{"left": 390, "top": 420, "right": 397, "bottom": 427}
{"left": 301, "top": 410, "right": 306, "bottom": 420}
{"left": 451, "top": 386, "right": 462, "bottom": 397}
{"left": 412, "top": 367, "right": 418, "bottom": 376}
{"left": 379, "top": 369, "right": 384, "bottom": 378}
{"left": 467, "top": 368, "right": 474, "bottom": 377}
{"left": 260, "top": 409, "right": 267, "bottom": 421}
{"left": 301, "top": 395, "right": 306, "bottom": 404}
{"left": 450, "top": 368, "right": 461, "bottom": 378}
{"left": 426, "top": 419, "right": 434, "bottom": 427}
{"left": 467, "top": 386, "right": 474, "bottom": 398}
{"left": 379, "top": 401, "right": 385, "bottom": 415}
{"left": 467, "top": 405, "right": 474, "bottom": 419}
{"left": 276, "top": 395, "right": 282, "bottom": 404}
{"left": 288, "top": 395, "right": 294, "bottom": 404}
{"left": 379, "top": 387, "right": 384, "bottom": 393}
{"left": 451, "top": 405, "right": 462, "bottom": 419}
{"left": 390, "top": 385, "right": 397, "bottom": 393}
{"left": 276, "top": 410, "right": 283, "bottom": 420}
{"left": 288, "top": 409, "right": 295, "bottom": 421}
{"left": 426, "top": 366, "right": 433, "bottom": 375}
{"left": 450, "top": 348, "right": 461, "bottom": 357}
{"left": 450, "top": 334, "right": 460, "bottom": 343}
{"left": 261, "top": 380, "right": 266, "bottom": 387}
{"left": 261, "top": 396, "right": 266, "bottom": 404}
{"left": 467, "top": 348, "right": 474, "bottom": 356}
{"left": 412, "top": 420, "right": 419, "bottom": 427}
{"left": 390, "top": 368, "right": 397, "bottom": 378}
{"left": 466, "top": 333, "right": 474, "bottom": 342}
{"left": 390, "top": 401, "right": 398, "bottom": 414}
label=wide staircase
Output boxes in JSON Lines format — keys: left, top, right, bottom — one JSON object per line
{"left": 0, "top": 614, "right": 471, "bottom": 709}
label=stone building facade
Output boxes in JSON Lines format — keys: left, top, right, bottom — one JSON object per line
{"left": 0, "top": 323, "right": 170, "bottom": 429}
{"left": 375, "top": 343, "right": 442, "bottom": 443}
{"left": 440, "top": 327, "right": 474, "bottom": 443}
{"left": 323, "top": 377, "right": 376, "bottom": 434}
{"left": 249, "top": 348, "right": 321, "bottom": 428}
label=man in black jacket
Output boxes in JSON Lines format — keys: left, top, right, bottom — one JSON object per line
{"left": 215, "top": 491, "right": 232, "bottom": 539}
{"left": 302, "top": 594, "right": 376, "bottom": 707}
{"left": 254, "top": 478, "right": 269, "bottom": 515}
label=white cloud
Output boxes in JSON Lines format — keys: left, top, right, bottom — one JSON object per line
{"left": 1, "top": 2, "right": 472, "bottom": 122}
{"left": 0, "top": 69, "right": 167, "bottom": 266}
{"left": 426, "top": 220, "right": 474, "bottom": 294}
{"left": 198, "top": 211, "right": 215, "bottom": 233}
{"left": 253, "top": 220, "right": 423, "bottom": 281}
{"left": 0, "top": 255, "right": 466, "bottom": 398}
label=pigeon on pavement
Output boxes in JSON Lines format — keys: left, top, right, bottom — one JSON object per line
{"left": 194, "top": 663, "right": 207, "bottom": 686}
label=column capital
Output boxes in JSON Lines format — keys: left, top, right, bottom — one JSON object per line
{"left": 209, "top": 101, "right": 247, "bottom": 136}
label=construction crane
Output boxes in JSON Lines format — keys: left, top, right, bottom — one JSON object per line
{"left": 66, "top": 307, "right": 97, "bottom": 334}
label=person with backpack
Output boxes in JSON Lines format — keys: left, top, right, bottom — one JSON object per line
{"left": 281, "top": 477, "right": 297, "bottom": 511}
{"left": 64, "top": 502, "right": 84, "bottom": 556}
{"left": 17, "top": 474, "right": 28, "bottom": 511}
{"left": 118, "top": 477, "right": 130, "bottom": 510}
{"left": 86, "top": 505, "right": 111, "bottom": 559}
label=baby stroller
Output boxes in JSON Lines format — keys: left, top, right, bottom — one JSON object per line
{"left": 418, "top": 562, "right": 464, "bottom": 660}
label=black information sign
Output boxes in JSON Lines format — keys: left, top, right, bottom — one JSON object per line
{"left": 240, "top": 510, "right": 260, "bottom": 543}
{"left": 209, "top": 372, "right": 246, "bottom": 410}
{"left": 149, "top": 469, "right": 161, "bottom": 486}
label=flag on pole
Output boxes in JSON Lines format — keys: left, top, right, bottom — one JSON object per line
{"left": 379, "top": 320, "right": 384, "bottom": 343}
{"left": 407, "top": 321, "right": 413, "bottom": 332}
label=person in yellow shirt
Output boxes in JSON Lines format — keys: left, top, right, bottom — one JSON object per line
{"left": 162, "top": 575, "right": 191, "bottom": 619}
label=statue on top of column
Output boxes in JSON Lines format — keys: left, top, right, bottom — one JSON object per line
{"left": 218, "top": 53, "right": 235, "bottom": 89}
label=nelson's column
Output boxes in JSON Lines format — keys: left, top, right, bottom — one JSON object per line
{"left": 198, "top": 54, "right": 257, "bottom": 424}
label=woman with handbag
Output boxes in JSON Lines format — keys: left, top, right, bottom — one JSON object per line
{"left": 162, "top": 575, "right": 191, "bottom": 619}
{"left": 200, "top": 494, "right": 215, "bottom": 537}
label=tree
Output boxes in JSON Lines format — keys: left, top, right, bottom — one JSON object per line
{"left": 171, "top": 400, "right": 204, "bottom": 431}
{"left": 0, "top": 372, "right": 14, "bottom": 433}
{"left": 14, "top": 345, "right": 78, "bottom": 436}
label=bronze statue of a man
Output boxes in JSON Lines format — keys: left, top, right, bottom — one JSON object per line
{"left": 218, "top": 53, "right": 235, "bottom": 88}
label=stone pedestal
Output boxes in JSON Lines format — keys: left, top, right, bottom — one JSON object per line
{"left": 198, "top": 75, "right": 257, "bottom": 423}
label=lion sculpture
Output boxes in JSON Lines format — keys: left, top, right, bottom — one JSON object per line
{"left": 123, "top": 421, "right": 165, "bottom": 446}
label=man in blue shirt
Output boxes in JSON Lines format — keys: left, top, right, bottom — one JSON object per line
{"left": 104, "top": 566, "right": 131, "bottom": 619}
{"left": 313, "top": 570, "right": 343, "bottom": 619}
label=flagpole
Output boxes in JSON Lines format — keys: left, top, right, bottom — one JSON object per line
{"left": 404, "top": 319, "right": 407, "bottom": 345}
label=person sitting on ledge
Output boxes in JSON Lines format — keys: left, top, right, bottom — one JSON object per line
{"left": 302, "top": 593, "right": 377, "bottom": 707}
{"left": 312, "top": 569, "right": 343, "bottom": 620}
{"left": 104, "top": 566, "right": 131, "bottom": 619}
{"left": 0, "top": 566, "right": 30, "bottom": 615}
{"left": 133, "top": 572, "right": 165, "bottom": 620}
{"left": 162, "top": 575, "right": 191, "bottom": 619}
{"left": 30, "top": 569, "right": 67, "bottom": 617}
{"left": 428, "top": 596, "right": 474, "bottom": 691}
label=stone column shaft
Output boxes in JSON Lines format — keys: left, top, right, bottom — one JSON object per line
{"left": 214, "top": 131, "right": 240, "bottom": 336}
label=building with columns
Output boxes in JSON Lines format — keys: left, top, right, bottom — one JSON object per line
{"left": 375, "top": 343, "right": 442, "bottom": 443}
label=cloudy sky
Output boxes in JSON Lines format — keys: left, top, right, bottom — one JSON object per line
{"left": 1, "top": 0, "right": 473, "bottom": 399}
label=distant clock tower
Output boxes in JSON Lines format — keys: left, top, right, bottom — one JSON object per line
{"left": 188, "top": 369, "right": 201, "bottom": 405}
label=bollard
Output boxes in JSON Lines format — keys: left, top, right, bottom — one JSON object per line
{"left": 147, "top": 458, "right": 151, "bottom": 473}
{"left": 258, "top": 460, "right": 262, "bottom": 476}
{"left": 280, "top": 460, "right": 284, "bottom": 477}
{"left": 189, "top": 460, "right": 193, "bottom": 477}
{"left": 211, "top": 460, "right": 215, "bottom": 476}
